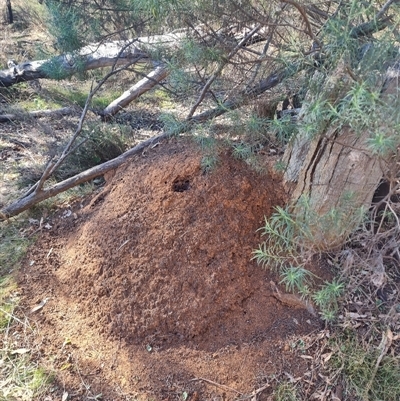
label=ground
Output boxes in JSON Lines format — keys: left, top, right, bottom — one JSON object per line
{"left": 14, "top": 138, "right": 328, "bottom": 400}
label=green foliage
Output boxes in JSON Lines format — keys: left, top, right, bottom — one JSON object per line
{"left": 232, "top": 142, "right": 253, "bottom": 160}
{"left": 269, "top": 114, "right": 297, "bottom": 144}
{"left": 201, "top": 154, "right": 218, "bottom": 174}
{"left": 312, "top": 279, "right": 344, "bottom": 320}
{"left": 40, "top": 56, "right": 86, "bottom": 80}
{"left": 194, "top": 134, "right": 216, "bottom": 151}
{"left": 298, "top": 97, "right": 335, "bottom": 139}
{"left": 130, "top": 0, "right": 184, "bottom": 20}
{"left": 179, "top": 39, "right": 223, "bottom": 66}
{"left": 279, "top": 266, "right": 313, "bottom": 293}
{"left": 274, "top": 160, "right": 287, "bottom": 173}
{"left": 253, "top": 194, "right": 364, "bottom": 320}
{"left": 253, "top": 201, "right": 317, "bottom": 271}
{"left": 160, "top": 112, "right": 189, "bottom": 136}
{"left": 46, "top": 1, "right": 85, "bottom": 53}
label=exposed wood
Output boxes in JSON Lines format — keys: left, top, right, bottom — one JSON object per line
{"left": 0, "top": 132, "right": 169, "bottom": 221}
{"left": 282, "top": 62, "right": 398, "bottom": 249}
{"left": 102, "top": 65, "right": 169, "bottom": 118}
{"left": 0, "top": 107, "right": 78, "bottom": 122}
{"left": 0, "top": 39, "right": 154, "bottom": 87}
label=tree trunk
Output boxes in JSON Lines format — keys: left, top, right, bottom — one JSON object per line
{"left": 283, "top": 61, "right": 395, "bottom": 249}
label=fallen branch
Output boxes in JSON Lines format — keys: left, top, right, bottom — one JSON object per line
{"left": 0, "top": 107, "right": 79, "bottom": 123}
{"left": 0, "top": 132, "right": 169, "bottom": 221}
{"left": 102, "top": 64, "right": 169, "bottom": 118}
{"left": 0, "top": 36, "right": 176, "bottom": 87}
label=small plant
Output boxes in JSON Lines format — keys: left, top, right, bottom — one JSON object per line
{"left": 279, "top": 265, "right": 313, "bottom": 293}
{"left": 194, "top": 134, "right": 216, "bottom": 151}
{"left": 312, "top": 279, "right": 344, "bottom": 320}
{"left": 274, "top": 381, "right": 299, "bottom": 401}
{"left": 201, "top": 154, "right": 218, "bottom": 174}
{"left": 269, "top": 114, "right": 297, "bottom": 144}
{"left": 55, "top": 122, "right": 130, "bottom": 180}
{"left": 232, "top": 142, "right": 253, "bottom": 160}
{"left": 252, "top": 205, "right": 312, "bottom": 271}
{"left": 0, "top": 220, "right": 32, "bottom": 276}
{"left": 274, "top": 159, "right": 287, "bottom": 173}
{"left": 160, "top": 112, "right": 189, "bottom": 136}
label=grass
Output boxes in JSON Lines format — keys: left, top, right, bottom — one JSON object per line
{"left": 0, "top": 220, "right": 32, "bottom": 276}
{"left": 19, "top": 96, "right": 63, "bottom": 112}
{"left": 0, "top": 356, "right": 51, "bottom": 401}
{"left": 329, "top": 331, "right": 400, "bottom": 401}
{"left": 273, "top": 382, "right": 299, "bottom": 401}
{"left": 0, "top": 219, "right": 52, "bottom": 400}
{"left": 0, "top": 311, "right": 52, "bottom": 401}
{"left": 47, "top": 84, "right": 122, "bottom": 109}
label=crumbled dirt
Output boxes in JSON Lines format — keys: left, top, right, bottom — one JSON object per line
{"left": 17, "top": 138, "right": 326, "bottom": 400}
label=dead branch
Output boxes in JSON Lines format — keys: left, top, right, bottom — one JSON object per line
{"left": 0, "top": 40, "right": 152, "bottom": 87}
{"left": 190, "top": 377, "right": 243, "bottom": 395}
{"left": 0, "top": 132, "right": 169, "bottom": 221}
{"left": 0, "top": 107, "right": 78, "bottom": 122}
{"left": 102, "top": 64, "right": 169, "bottom": 118}
{"left": 23, "top": 43, "right": 144, "bottom": 198}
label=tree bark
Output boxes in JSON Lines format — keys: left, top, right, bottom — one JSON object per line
{"left": 283, "top": 62, "right": 396, "bottom": 249}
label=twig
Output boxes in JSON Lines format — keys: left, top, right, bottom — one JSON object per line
{"left": 376, "top": 0, "right": 398, "bottom": 19}
{"left": 186, "top": 24, "right": 262, "bottom": 119}
{"left": 190, "top": 377, "right": 243, "bottom": 395}
{"left": 238, "top": 383, "right": 270, "bottom": 400}
{"left": 0, "top": 307, "right": 30, "bottom": 328}
{"left": 280, "top": 0, "right": 322, "bottom": 49}
{"left": 363, "top": 328, "right": 393, "bottom": 400}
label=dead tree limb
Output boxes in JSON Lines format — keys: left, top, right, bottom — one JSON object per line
{"left": 0, "top": 107, "right": 78, "bottom": 122}
{"left": 0, "top": 39, "right": 161, "bottom": 87}
{"left": 102, "top": 64, "right": 169, "bottom": 118}
{"left": 0, "top": 132, "right": 169, "bottom": 221}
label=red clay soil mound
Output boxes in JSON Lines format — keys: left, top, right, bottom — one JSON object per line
{"left": 18, "top": 138, "right": 324, "bottom": 400}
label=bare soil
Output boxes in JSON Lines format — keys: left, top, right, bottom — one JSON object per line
{"left": 14, "top": 138, "right": 330, "bottom": 400}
